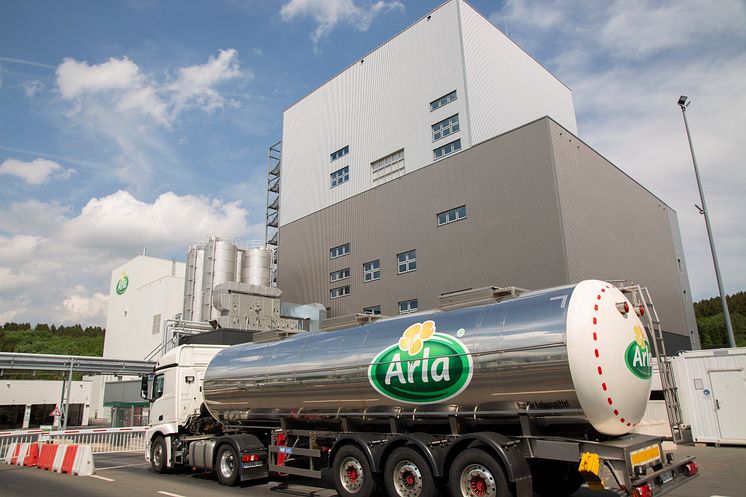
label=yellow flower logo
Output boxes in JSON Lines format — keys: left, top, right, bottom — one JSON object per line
{"left": 399, "top": 320, "right": 436, "bottom": 355}
{"left": 634, "top": 324, "right": 646, "bottom": 348}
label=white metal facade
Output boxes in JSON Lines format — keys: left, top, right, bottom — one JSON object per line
{"left": 280, "top": 0, "right": 577, "bottom": 226}
{"left": 103, "top": 256, "right": 186, "bottom": 361}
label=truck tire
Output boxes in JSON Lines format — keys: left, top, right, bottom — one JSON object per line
{"left": 216, "top": 444, "right": 240, "bottom": 486}
{"left": 384, "top": 447, "right": 436, "bottom": 497}
{"left": 332, "top": 444, "right": 379, "bottom": 497}
{"left": 150, "top": 436, "right": 168, "bottom": 474}
{"left": 448, "top": 448, "right": 512, "bottom": 497}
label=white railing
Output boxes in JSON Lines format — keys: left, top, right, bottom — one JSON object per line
{"left": 0, "top": 426, "right": 148, "bottom": 458}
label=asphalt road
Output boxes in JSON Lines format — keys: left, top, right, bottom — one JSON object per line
{"left": 0, "top": 444, "right": 744, "bottom": 497}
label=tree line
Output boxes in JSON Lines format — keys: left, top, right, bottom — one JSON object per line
{"left": 1, "top": 322, "right": 105, "bottom": 336}
{"left": 693, "top": 291, "right": 746, "bottom": 348}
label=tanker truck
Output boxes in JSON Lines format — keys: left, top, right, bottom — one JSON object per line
{"left": 141, "top": 280, "right": 698, "bottom": 497}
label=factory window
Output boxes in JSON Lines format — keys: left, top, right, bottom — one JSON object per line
{"left": 371, "top": 149, "right": 405, "bottom": 186}
{"left": 151, "top": 314, "right": 161, "bottom": 335}
{"left": 397, "top": 250, "right": 416, "bottom": 274}
{"left": 331, "top": 145, "right": 349, "bottom": 162}
{"left": 433, "top": 139, "right": 461, "bottom": 160}
{"left": 330, "top": 285, "right": 351, "bottom": 299}
{"left": 330, "top": 268, "right": 350, "bottom": 283}
{"left": 432, "top": 114, "right": 460, "bottom": 142}
{"left": 437, "top": 205, "right": 467, "bottom": 226}
{"left": 399, "top": 299, "right": 419, "bottom": 314}
{"left": 364, "top": 305, "right": 382, "bottom": 315}
{"left": 430, "top": 90, "right": 457, "bottom": 111}
{"left": 363, "top": 260, "right": 381, "bottom": 282}
{"left": 330, "top": 243, "right": 350, "bottom": 259}
{"left": 330, "top": 166, "right": 349, "bottom": 188}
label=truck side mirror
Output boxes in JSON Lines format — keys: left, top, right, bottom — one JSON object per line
{"left": 141, "top": 373, "right": 155, "bottom": 401}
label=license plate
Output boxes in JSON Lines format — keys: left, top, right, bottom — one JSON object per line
{"left": 630, "top": 444, "right": 661, "bottom": 467}
{"left": 242, "top": 461, "right": 263, "bottom": 469}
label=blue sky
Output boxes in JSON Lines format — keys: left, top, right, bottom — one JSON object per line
{"left": 1, "top": 0, "right": 745, "bottom": 326}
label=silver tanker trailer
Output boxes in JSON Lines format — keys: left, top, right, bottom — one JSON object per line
{"left": 142, "top": 280, "right": 698, "bottom": 497}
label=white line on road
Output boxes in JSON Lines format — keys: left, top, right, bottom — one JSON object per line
{"left": 158, "top": 492, "right": 188, "bottom": 497}
{"left": 88, "top": 474, "right": 114, "bottom": 482}
{"left": 97, "top": 462, "right": 150, "bottom": 470}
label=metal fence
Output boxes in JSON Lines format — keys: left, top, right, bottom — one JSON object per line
{"left": 0, "top": 426, "right": 147, "bottom": 458}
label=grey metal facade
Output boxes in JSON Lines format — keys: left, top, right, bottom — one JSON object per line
{"left": 277, "top": 117, "right": 697, "bottom": 351}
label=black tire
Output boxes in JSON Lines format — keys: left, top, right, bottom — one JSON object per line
{"left": 150, "top": 436, "right": 168, "bottom": 474}
{"left": 332, "top": 444, "right": 379, "bottom": 497}
{"left": 448, "top": 448, "right": 512, "bottom": 497}
{"left": 384, "top": 447, "right": 437, "bottom": 497}
{"left": 530, "top": 460, "right": 583, "bottom": 497}
{"left": 215, "top": 444, "right": 240, "bottom": 486}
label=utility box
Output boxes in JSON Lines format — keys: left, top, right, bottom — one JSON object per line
{"left": 671, "top": 348, "right": 746, "bottom": 445}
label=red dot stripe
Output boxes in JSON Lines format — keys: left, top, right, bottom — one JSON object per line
{"left": 592, "top": 284, "right": 632, "bottom": 425}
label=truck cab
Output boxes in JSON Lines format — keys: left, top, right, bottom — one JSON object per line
{"left": 141, "top": 345, "right": 226, "bottom": 467}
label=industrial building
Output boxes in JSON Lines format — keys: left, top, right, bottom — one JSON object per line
{"left": 270, "top": 0, "right": 698, "bottom": 352}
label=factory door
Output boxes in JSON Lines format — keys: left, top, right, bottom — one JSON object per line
{"left": 709, "top": 369, "right": 746, "bottom": 441}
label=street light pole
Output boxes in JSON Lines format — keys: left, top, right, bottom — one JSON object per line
{"left": 677, "top": 95, "right": 735, "bottom": 348}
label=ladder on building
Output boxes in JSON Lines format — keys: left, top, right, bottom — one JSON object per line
{"left": 265, "top": 141, "right": 281, "bottom": 286}
{"left": 611, "top": 281, "right": 692, "bottom": 445}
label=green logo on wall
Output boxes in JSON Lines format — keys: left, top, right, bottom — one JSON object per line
{"left": 625, "top": 325, "right": 652, "bottom": 380}
{"left": 368, "top": 320, "right": 473, "bottom": 404}
{"left": 115, "top": 273, "right": 129, "bottom": 295}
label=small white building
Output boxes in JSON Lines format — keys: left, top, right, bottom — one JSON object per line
{"left": 0, "top": 380, "right": 91, "bottom": 430}
{"left": 672, "top": 348, "right": 746, "bottom": 445}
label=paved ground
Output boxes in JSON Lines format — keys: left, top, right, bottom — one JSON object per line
{"left": 0, "top": 444, "right": 744, "bottom": 497}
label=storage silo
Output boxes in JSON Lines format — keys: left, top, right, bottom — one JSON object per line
{"left": 240, "top": 246, "right": 272, "bottom": 287}
{"left": 201, "top": 237, "right": 238, "bottom": 321}
{"left": 182, "top": 244, "right": 205, "bottom": 321}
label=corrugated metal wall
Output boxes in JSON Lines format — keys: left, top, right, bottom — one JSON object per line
{"left": 278, "top": 118, "right": 568, "bottom": 317}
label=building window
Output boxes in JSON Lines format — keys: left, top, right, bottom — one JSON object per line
{"left": 331, "top": 166, "right": 349, "bottom": 188}
{"left": 437, "top": 205, "right": 467, "bottom": 226}
{"left": 397, "top": 250, "right": 416, "bottom": 274}
{"left": 430, "top": 90, "right": 457, "bottom": 111}
{"left": 152, "top": 314, "right": 161, "bottom": 335}
{"left": 432, "top": 114, "right": 460, "bottom": 142}
{"left": 330, "top": 268, "right": 350, "bottom": 282}
{"left": 331, "top": 145, "right": 349, "bottom": 162}
{"left": 330, "top": 243, "right": 350, "bottom": 259}
{"left": 434, "top": 139, "right": 461, "bottom": 160}
{"left": 330, "top": 285, "right": 351, "bottom": 299}
{"left": 363, "top": 260, "right": 381, "bottom": 282}
{"left": 371, "top": 149, "right": 405, "bottom": 187}
{"left": 399, "top": 299, "right": 418, "bottom": 314}
{"left": 364, "top": 305, "right": 381, "bottom": 315}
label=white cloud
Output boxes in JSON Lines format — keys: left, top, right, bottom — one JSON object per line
{"left": 280, "top": 0, "right": 405, "bottom": 44}
{"left": 493, "top": 0, "right": 746, "bottom": 300}
{"left": 21, "top": 80, "right": 44, "bottom": 97}
{"left": 0, "top": 157, "right": 75, "bottom": 184}
{"left": 56, "top": 286, "right": 109, "bottom": 324}
{"left": 57, "top": 56, "right": 141, "bottom": 99}
{"left": 0, "top": 190, "right": 251, "bottom": 326}
{"left": 168, "top": 49, "right": 244, "bottom": 114}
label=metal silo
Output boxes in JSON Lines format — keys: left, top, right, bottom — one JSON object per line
{"left": 182, "top": 244, "right": 205, "bottom": 321}
{"left": 240, "top": 246, "right": 272, "bottom": 287}
{"left": 201, "top": 236, "right": 238, "bottom": 321}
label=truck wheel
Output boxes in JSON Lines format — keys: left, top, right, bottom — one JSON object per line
{"left": 384, "top": 447, "right": 436, "bottom": 497}
{"left": 448, "top": 448, "right": 511, "bottom": 497}
{"left": 150, "top": 436, "right": 168, "bottom": 473}
{"left": 332, "top": 444, "right": 378, "bottom": 497}
{"left": 216, "top": 444, "right": 240, "bottom": 486}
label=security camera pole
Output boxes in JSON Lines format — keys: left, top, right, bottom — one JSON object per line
{"left": 677, "top": 95, "right": 735, "bottom": 348}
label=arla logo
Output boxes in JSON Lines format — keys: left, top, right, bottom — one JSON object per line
{"left": 368, "top": 320, "right": 473, "bottom": 404}
{"left": 625, "top": 325, "right": 652, "bottom": 380}
{"left": 115, "top": 272, "right": 129, "bottom": 295}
